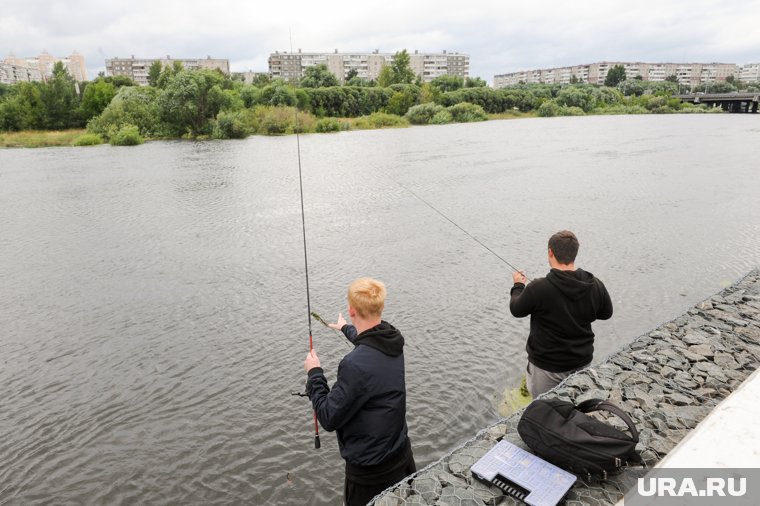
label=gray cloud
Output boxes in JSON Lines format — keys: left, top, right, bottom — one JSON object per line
{"left": 2, "top": 0, "right": 759, "bottom": 81}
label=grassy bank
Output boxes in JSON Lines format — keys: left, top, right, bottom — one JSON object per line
{"left": 0, "top": 105, "right": 719, "bottom": 148}
{"left": 0, "top": 129, "right": 87, "bottom": 148}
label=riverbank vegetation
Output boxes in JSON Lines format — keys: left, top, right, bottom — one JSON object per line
{"left": 2, "top": 54, "right": 758, "bottom": 147}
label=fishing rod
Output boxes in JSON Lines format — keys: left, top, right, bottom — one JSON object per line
{"left": 291, "top": 30, "right": 320, "bottom": 450}
{"left": 399, "top": 183, "right": 529, "bottom": 281}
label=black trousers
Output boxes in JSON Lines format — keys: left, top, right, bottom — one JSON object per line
{"left": 344, "top": 441, "right": 416, "bottom": 506}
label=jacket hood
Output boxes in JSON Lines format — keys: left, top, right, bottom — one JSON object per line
{"left": 353, "top": 321, "right": 404, "bottom": 357}
{"left": 547, "top": 268, "right": 595, "bottom": 301}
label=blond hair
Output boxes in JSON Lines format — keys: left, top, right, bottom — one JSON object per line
{"left": 348, "top": 277, "right": 386, "bottom": 319}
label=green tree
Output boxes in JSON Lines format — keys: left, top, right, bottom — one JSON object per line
{"left": 158, "top": 69, "right": 227, "bottom": 136}
{"left": 430, "top": 75, "right": 464, "bottom": 92}
{"left": 148, "top": 61, "right": 163, "bottom": 87}
{"left": 0, "top": 83, "right": 44, "bottom": 131}
{"left": 604, "top": 64, "right": 627, "bottom": 87}
{"left": 300, "top": 64, "right": 340, "bottom": 88}
{"left": 665, "top": 74, "right": 679, "bottom": 83}
{"left": 87, "top": 86, "right": 161, "bottom": 139}
{"left": 251, "top": 73, "right": 272, "bottom": 87}
{"left": 40, "top": 62, "right": 79, "bottom": 129}
{"left": 390, "top": 49, "right": 416, "bottom": 84}
{"left": 347, "top": 76, "right": 372, "bottom": 87}
{"left": 345, "top": 69, "right": 358, "bottom": 82}
{"left": 79, "top": 78, "right": 116, "bottom": 120}
{"left": 464, "top": 76, "right": 487, "bottom": 88}
{"left": 569, "top": 74, "right": 579, "bottom": 84}
{"left": 377, "top": 65, "right": 394, "bottom": 87}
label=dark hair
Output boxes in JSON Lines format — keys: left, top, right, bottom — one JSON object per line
{"left": 548, "top": 230, "right": 579, "bottom": 264}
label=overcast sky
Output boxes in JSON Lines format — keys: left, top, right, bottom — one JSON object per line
{"left": 2, "top": 0, "right": 760, "bottom": 82}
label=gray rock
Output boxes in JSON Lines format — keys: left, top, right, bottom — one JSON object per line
{"left": 665, "top": 392, "right": 694, "bottom": 405}
{"left": 682, "top": 333, "right": 710, "bottom": 345}
{"left": 470, "top": 480, "right": 505, "bottom": 506}
{"left": 660, "top": 366, "right": 677, "bottom": 378}
{"left": 687, "top": 344, "right": 714, "bottom": 358}
{"left": 694, "top": 362, "right": 728, "bottom": 382}
{"left": 437, "top": 486, "right": 482, "bottom": 506}
{"left": 576, "top": 389, "right": 609, "bottom": 404}
{"left": 671, "top": 371, "right": 698, "bottom": 389}
{"left": 696, "top": 301, "right": 714, "bottom": 311}
{"left": 649, "top": 330, "right": 671, "bottom": 339}
{"left": 413, "top": 476, "right": 442, "bottom": 503}
{"left": 713, "top": 352, "right": 740, "bottom": 370}
{"left": 402, "top": 495, "right": 430, "bottom": 506}
{"left": 374, "top": 493, "right": 403, "bottom": 506}
{"left": 436, "top": 470, "right": 470, "bottom": 489}
{"left": 683, "top": 349, "right": 708, "bottom": 362}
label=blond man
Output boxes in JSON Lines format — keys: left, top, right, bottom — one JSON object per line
{"left": 304, "top": 277, "right": 415, "bottom": 506}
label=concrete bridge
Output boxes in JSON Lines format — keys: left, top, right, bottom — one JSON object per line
{"left": 675, "top": 92, "right": 759, "bottom": 113}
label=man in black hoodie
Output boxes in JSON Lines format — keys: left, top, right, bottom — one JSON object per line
{"left": 304, "top": 277, "right": 415, "bottom": 506}
{"left": 510, "top": 230, "right": 613, "bottom": 397}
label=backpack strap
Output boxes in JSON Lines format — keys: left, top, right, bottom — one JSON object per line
{"left": 576, "top": 399, "right": 639, "bottom": 443}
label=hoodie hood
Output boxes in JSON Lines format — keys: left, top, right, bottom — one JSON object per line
{"left": 353, "top": 321, "right": 404, "bottom": 357}
{"left": 546, "top": 268, "right": 595, "bottom": 301}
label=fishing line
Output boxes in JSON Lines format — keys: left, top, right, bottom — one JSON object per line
{"left": 290, "top": 29, "right": 320, "bottom": 450}
{"left": 399, "top": 183, "right": 529, "bottom": 280}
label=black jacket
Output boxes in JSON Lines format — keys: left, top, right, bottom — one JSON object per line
{"left": 510, "top": 268, "right": 613, "bottom": 372}
{"left": 306, "top": 321, "right": 410, "bottom": 467}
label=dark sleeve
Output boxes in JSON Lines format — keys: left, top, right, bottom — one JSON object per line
{"left": 306, "top": 359, "right": 368, "bottom": 432}
{"left": 596, "top": 281, "right": 613, "bottom": 320}
{"left": 341, "top": 324, "right": 359, "bottom": 343}
{"left": 509, "top": 282, "right": 536, "bottom": 317}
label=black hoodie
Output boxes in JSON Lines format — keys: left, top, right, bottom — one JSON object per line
{"left": 510, "top": 268, "right": 613, "bottom": 372}
{"left": 306, "top": 321, "right": 410, "bottom": 468}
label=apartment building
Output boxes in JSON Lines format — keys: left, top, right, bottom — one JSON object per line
{"left": 739, "top": 63, "right": 760, "bottom": 82}
{"left": 2, "top": 51, "right": 86, "bottom": 83}
{"left": 105, "top": 56, "right": 230, "bottom": 86}
{"left": 0, "top": 61, "right": 43, "bottom": 84}
{"left": 268, "top": 49, "right": 469, "bottom": 83}
{"left": 494, "top": 61, "right": 739, "bottom": 88}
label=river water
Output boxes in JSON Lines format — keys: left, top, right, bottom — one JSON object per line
{"left": 1, "top": 114, "right": 759, "bottom": 505}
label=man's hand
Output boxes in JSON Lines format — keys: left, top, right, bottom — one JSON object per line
{"left": 512, "top": 270, "right": 527, "bottom": 285}
{"left": 304, "top": 350, "right": 321, "bottom": 373}
{"left": 328, "top": 312, "right": 347, "bottom": 330}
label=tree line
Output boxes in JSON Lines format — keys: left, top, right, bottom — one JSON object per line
{"left": 2, "top": 55, "right": 758, "bottom": 145}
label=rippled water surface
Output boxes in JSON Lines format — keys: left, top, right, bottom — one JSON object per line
{"left": 1, "top": 115, "right": 760, "bottom": 505}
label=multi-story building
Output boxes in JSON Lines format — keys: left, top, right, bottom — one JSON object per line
{"left": 739, "top": 63, "right": 760, "bottom": 83}
{"left": 0, "top": 61, "right": 43, "bottom": 84}
{"left": 268, "top": 49, "right": 469, "bottom": 83}
{"left": 2, "top": 51, "right": 86, "bottom": 83}
{"left": 105, "top": 55, "right": 230, "bottom": 86}
{"left": 494, "top": 61, "right": 740, "bottom": 88}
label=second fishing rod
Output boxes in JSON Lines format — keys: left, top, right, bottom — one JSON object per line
{"left": 399, "top": 183, "right": 529, "bottom": 282}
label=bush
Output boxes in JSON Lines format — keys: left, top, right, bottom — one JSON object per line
{"left": 447, "top": 102, "right": 488, "bottom": 122}
{"left": 87, "top": 86, "right": 161, "bottom": 139}
{"left": 259, "top": 107, "right": 293, "bottom": 135}
{"left": 561, "top": 106, "right": 586, "bottom": 116}
{"left": 256, "top": 106, "right": 316, "bottom": 135}
{"left": 315, "top": 117, "right": 345, "bottom": 133}
{"left": 430, "top": 110, "right": 453, "bottom": 124}
{"left": 405, "top": 103, "right": 445, "bottom": 125}
{"left": 593, "top": 104, "right": 650, "bottom": 115}
{"left": 353, "top": 112, "right": 409, "bottom": 129}
{"left": 212, "top": 110, "right": 250, "bottom": 139}
{"left": 109, "top": 124, "right": 143, "bottom": 146}
{"left": 73, "top": 133, "right": 104, "bottom": 146}
{"left": 536, "top": 100, "right": 562, "bottom": 117}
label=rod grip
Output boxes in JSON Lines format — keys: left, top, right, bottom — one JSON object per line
{"left": 314, "top": 434, "right": 321, "bottom": 449}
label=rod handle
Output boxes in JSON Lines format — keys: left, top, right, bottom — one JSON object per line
{"left": 314, "top": 434, "right": 321, "bottom": 449}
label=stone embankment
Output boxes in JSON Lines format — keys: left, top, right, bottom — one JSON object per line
{"left": 371, "top": 268, "right": 760, "bottom": 506}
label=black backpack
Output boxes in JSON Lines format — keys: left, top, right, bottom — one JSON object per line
{"left": 517, "top": 398, "right": 641, "bottom": 477}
